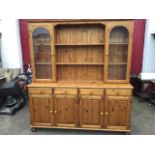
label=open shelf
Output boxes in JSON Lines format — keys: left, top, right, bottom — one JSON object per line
{"left": 55, "top": 24, "right": 105, "bottom": 46}
{"left": 57, "top": 65, "right": 104, "bottom": 82}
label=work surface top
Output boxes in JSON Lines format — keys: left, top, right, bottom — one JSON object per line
{"left": 28, "top": 82, "right": 133, "bottom": 89}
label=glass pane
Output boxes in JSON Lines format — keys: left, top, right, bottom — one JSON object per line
{"left": 108, "top": 26, "right": 129, "bottom": 80}
{"left": 33, "top": 28, "right": 52, "bottom": 79}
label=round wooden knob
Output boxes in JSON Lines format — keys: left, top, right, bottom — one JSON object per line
{"left": 49, "top": 111, "right": 53, "bottom": 114}
{"left": 105, "top": 112, "right": 108, "bottom": 116}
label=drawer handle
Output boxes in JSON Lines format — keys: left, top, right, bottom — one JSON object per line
{"left": 54, "top": 110, "right": 57, "bottom": 114}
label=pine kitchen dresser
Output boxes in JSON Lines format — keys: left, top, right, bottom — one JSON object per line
{"left": 28, "top": 20, "right": 134, "bottom": 133}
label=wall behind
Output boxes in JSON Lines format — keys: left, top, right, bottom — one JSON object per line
{"left": 142, "top": 19, "right": 155, "bottom": 72}
{"left": 0, "top": 19, "right": 22, "bottom": 69}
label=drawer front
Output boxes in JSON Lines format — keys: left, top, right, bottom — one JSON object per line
{"left": 106, "top": 89, "right": 131, "bottom": 96}
{"left": 54, "top": 88, "right": 77, "bottom": 95}
{"left": 29, "top": 88, "right": 52, "bottom": 94}
{"left": 80, "top": 89, "right": 104, "bottom": 96}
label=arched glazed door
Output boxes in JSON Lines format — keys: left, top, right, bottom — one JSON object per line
{"left": 29, "top": 23, "right": 55, "bottom": 82}
{"left": 105, "top": 24, "right": 132, "bottom": 83}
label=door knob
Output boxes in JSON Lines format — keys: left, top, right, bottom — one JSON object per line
{"left": 49, "top": 110, "right": 53, "bottom": 114}
{"left": 100, "top": 112, "right": 104, "bottom": 115}
{"left": 105, "top": 112, "right": 108, "bottom": 116}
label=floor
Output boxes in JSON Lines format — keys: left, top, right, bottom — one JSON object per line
{"left": 0, "top": 96, "right": 155, "bottom": 135}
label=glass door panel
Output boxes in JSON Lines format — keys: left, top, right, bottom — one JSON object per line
{"left": 108, "top": 26, "right": 129, "bottom": 80}
{"left": 33, "top": 28, "right": 52, "bottom": 79}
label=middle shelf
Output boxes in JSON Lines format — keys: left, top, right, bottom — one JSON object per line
{"left": 56, "top": 63, "right": 104, "bottom": 65}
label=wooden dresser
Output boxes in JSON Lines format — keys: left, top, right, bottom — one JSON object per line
{"left": 28, "top": 20, "right": 134, "bottom": 133}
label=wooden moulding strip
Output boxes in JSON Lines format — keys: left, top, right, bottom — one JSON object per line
{"left": 30, "top": 125, "right": 130, "bottom": 132}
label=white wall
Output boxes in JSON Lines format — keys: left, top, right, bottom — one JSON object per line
{"left": 0, "top": 19, "right": 22, "bottom": 69}
{"left": 142, "top": 19, "right": 155, "bottom": 73}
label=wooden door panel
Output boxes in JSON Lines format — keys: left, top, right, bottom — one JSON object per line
{"left": 55, "top": 97, "right": 77, "bottom": 127}
{"left": 79, "top": 99, "right": 104, "bottom": 129}
{"left": 105, "top": 96, "right": 131, "bottom": 130}
{"left": 30, "top": 95, "right": 53, "bottom": 126}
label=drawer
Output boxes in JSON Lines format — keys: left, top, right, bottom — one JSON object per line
{"left": 80, "top": 89, "right": 104, "bottom": 95}
{"left": 54, "top": 88, "right": 77, "bottom": 95}
{"left": 55, "top": 94, "right": 76, "bottom": 99}
{"left": 29, "top": 88, "right": 52, "bottom": 94}
{"left": 106, "top": 89, "right": 131, "bottom": 96}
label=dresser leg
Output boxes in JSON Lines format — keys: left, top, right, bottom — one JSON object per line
{"left": 31, "top": 128, "right": 37, "bottom": 132}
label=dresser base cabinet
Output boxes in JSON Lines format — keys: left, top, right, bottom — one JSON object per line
{"left": 28, "top": 86, "right": 132, "bottom": 133}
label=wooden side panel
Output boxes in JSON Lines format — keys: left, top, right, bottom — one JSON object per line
{"left": 105, "top": 96, "right": 131, "bottom": 130}
{"left": 30, "top": 95, "right": 53, "bottom": 126}
{"left": 79, "top": 99, "right": 104, "bottom": 128}
{"left": 54, "top": 97, "right": 78, "bottom": 127}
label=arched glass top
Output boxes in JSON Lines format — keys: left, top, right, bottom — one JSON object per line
{"left": 110, "top": 26, "right": 129, "bottom": 43}
{"left": 33, "top": 28, "right": 50, "bottom": 45}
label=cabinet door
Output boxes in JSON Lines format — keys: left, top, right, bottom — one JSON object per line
{"left": 79, "top": 96, "right": 104, "bottom": 129}
{"left": 105, "top": 22, "right": 133, "bottom": 83}
{"left": 105, "top": 96, "right": 131, "bottom": 130}
{"left": 29, "top": 23, "right": 55, "bottom": 82}
{"left": 29, "top": 94, "right": 53, "bottom": 126}
{"left": 54, "top": 95, "right": 78, "bottom": 127}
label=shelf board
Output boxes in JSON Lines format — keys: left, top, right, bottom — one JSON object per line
{"left": 34, "top": 44, "right": 51, "bottom": 46}
{"left": 55, "top": 43, "right": 105, "bottom": 46}
{"left": 56, "top": 63, "right": 104, "bottom": 65}
{"left": 35, "top": 62, "right": 51, "bottom": 65}
{"left": 110, "top": 42, "right": 128, "bottom": 45}
{"left": 109, "top": 63, "right": 127, "bottom": 65}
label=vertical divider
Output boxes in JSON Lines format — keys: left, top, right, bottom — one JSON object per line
{"left": 76, "top": 88, "right": 80, "bottom": 127}
{"left": 104, "top": 24, "right": 110, "bottom": 83}
{"left": 51, "top": 24, "right": 56, "bottom": 82}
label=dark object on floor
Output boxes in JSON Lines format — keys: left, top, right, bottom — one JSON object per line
{"left": 0, "top": 80, "right": 27, "bottom": 115}
{"left": 0, "top": 96, "right": 25, "bottom": 115}
{"left": 131, "top": 75, "right": 153, "bottom": 102}
{"left": 130, "top": 75, "right": 142, "bottom": 96}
